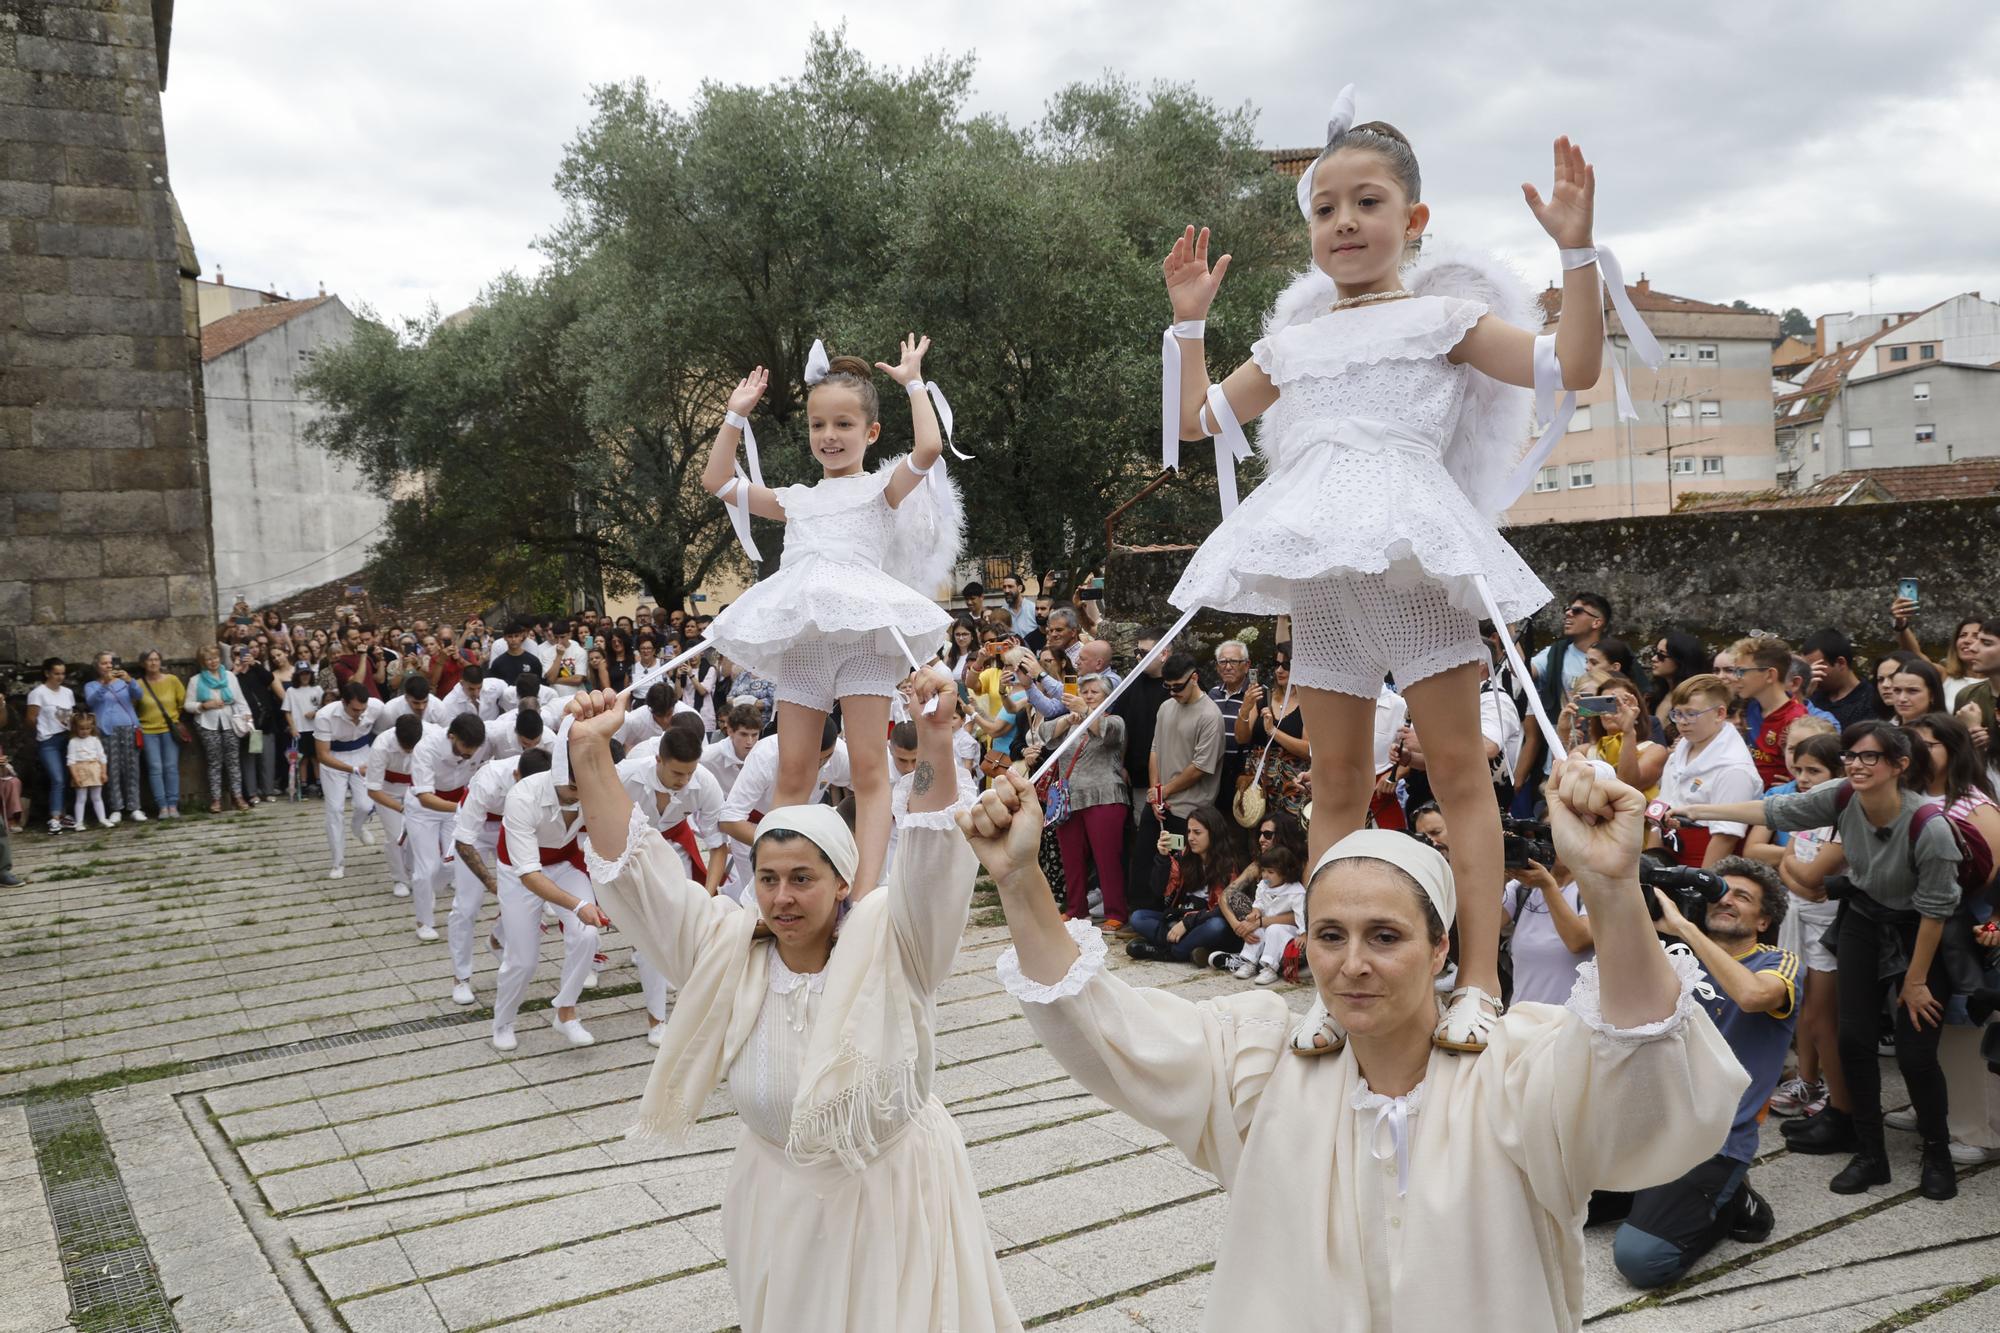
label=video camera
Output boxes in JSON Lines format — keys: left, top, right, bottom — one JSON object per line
{"left": 1638, "top": 860, "right": 1729, "bottom": 930}
{"left": 1501, "top": 817, "right": 1554, "bottom": 871}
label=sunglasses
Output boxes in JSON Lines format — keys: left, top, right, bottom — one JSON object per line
{"left": 1258, "top": 829, "right": 1276, "bottom": 840}
{"left": 1165, "top": 675, "right": 1196, "bottom": 693}
{"left": 1648, "top": 648, "right": 1669, "bottom": 660}
{"left": 1562, "top": 605, "right": 1595, "bottom": 617}
{"left": 1840, "top": 750, "right": 1891, "bottom": 768}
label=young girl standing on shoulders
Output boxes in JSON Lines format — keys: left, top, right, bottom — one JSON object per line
{"left": 701, "top": 337, "right": 959, "bottom": 897}
{"left": 1161, "top": 89, "right": 1628, "bottom": 1053}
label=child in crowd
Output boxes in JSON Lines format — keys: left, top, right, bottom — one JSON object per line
{"left": 1216, "top": 841, "right": 1306, "bottom": 986}
{"left": 66, "top": 712, "right": 110, "bottom": 830}
{"left": 285, "top": 665, "right": 323, "bottom": 797}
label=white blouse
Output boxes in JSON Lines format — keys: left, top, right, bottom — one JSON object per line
{"left": 729, "top": 948, "right": 828, "bottom": 1147}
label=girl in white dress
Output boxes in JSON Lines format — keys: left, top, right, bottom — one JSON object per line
{"left": 969, "top": 758, "right": 1745, "bottom": 1332}
{"left": 1162, "top": 92, "right": 1616, "bottom": 1051}
{"left": 562, "top": 681, "right": 1019, "bottom": 1333}
{"left": 701, "top": 336, "right": 959, "bottom": 900}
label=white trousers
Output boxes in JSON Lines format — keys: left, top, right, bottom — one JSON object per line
{"left": 321, "top": 766, "right": 371, "bottom": 871}
{"left": 1238, "top": 923, "right": 1302, "bottom": 970}
{"left": 494, "top": 860, "right": 597, "bottom": 1026}
{"left": 377, "top": 798, "right": 411, "bottom": 890}
{"left": 449, "top": 822, "right": 499, "bottom": 981}
{"left": 403, "top": 809, "right": 454, "bottom": 931}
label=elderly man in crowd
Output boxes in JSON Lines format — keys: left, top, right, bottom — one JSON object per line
{"left": 1208, "top": 640, "right": 1252, "bottom": 801}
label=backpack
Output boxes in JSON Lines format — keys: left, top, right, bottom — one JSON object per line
{"left": 1832, "top": 781, "right": 1997, "bottom": 902}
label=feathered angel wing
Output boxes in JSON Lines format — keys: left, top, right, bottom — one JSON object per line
{"left": 1406, "top": 241, "right": 1540, "bottom": 522}
{"left": 875, "top": 454, "right": 964, "bottom": 600}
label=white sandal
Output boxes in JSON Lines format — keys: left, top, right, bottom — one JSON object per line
{"left": 1288, "top": 996, "right": 1348, "bottom": 1057}
{"left": 1434, "top": 985, "right": 1503, "bottom": 1054}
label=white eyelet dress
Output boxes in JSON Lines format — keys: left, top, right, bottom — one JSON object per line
{"left": 1168, "top": 295, "right": 1552, "bottom": 696}
{"left": 704, "top": 471, "right": 952, "bottom": 704}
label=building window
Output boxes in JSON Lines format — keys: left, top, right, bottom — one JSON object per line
{"left": 1566, "top": 404, "right": 1593, "bottom": 433}
{"left": 1667, "top": 343, "right": 1690, "bottom": 362}
{"left": 1698, "top": 400, "right": 1721, "bottom": 420}
{"left": 1701, "top": 456, "right": 1724, "bottom": 475}
{"left": 1916, "top": 424, "right": 1936, "bottom": 444}
{"left": 1671, "top": 456, "right": 1696, "bottom": 475}
{"left": 1811, "top": 431, "right": 1822, "bottom": 451}
{"left": 1696, "top": 344, "right": 1718, "bottom": 363}
{"left": 1848, "top": 428, "right": 1873, "bottom": 449}
{"left": 1890, "top": 346, "right": 1909, "bottom": 362}
{"left": 1920, "top": 344, "right": 1936, "bottom": 359}
{"left": 1533, "top": 466, "right": 1559, "bottom": 493}
{"left": 1568, "top": 462, "right": 1594, "bottom": 489}
{"left": 1669, "top": 399, "right": 1692, "bottom": 419}
{"left": 1913, "top": 381, "right": 1931, "bottom": 401}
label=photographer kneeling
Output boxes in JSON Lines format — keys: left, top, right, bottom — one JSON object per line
{"left": 1613, "top": 856, "right": 1797, "bottom": 1288}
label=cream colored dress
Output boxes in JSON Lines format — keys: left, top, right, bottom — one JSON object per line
{"left": 998, "top": 922, "right": 1749, "bottom": 1332}
{"left": 591, "top": 802, "right": 1020, "bottom": 1333}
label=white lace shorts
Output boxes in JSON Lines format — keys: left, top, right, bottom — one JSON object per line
{"left": 771, "top": 638, "right": 904, "bottom": 713}
{"left": 1288, "top": 574, "right": 1486, "bottom": 699}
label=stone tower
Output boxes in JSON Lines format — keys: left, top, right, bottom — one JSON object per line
{"left": 1, "top": 0, "right": 219, "bottom": 669}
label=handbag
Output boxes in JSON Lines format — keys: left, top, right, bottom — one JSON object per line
{"left": 1233, "top": 686, "right": 1295, "bottom": 827}
{"left": 1040, "top": 733, "right": 1087, "bottom": 827}
{"left": 142, "top": 677, "right": 192, "bottom": 745}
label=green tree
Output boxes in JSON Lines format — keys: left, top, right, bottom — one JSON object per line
{"left": 1779, "top": 306, "right": 1812, "bottom": 341}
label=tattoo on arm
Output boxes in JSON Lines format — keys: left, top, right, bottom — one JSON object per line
{"left": 912, "top": 760, "right": 935, "bottom": 796}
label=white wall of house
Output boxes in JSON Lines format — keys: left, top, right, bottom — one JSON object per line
{"left": 202, "top": 299, "right": 387, "bottom": 607}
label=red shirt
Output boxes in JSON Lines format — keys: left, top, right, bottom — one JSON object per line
{"left": 1749, "top": 697, "right": 1806, "bottom": 789}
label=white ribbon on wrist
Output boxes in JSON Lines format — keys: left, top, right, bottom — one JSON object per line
{"left": 1503, "top": 243, "right": 1664, "bottom": 505}
{"left": 1559, "top": 246, "right": 1598, "bottom": 271}
{"left": 1204, "top": 384, "right": 1253, "bottom": 517}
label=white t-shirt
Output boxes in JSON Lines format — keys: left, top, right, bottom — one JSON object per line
{"left": 28, "top": 684, "right": 76, "bottom": 741}
{"left": 1658, "top": 726, "right": 1764, "bottom": 840}
{"left": 1251, "top": 878, "right": 1307, "bottom": 923}
{"left": 285, "top": 684, "right": 323, "bottom": 737}
{"left": 1503, "top": 879, "right": 1592, "bottom": 1006}
{"left": 1480, "top": 686, "right": 1523, "bottom": 777}
{"left": 1373, "top": 686, "right": 1408, "bottom": 775}
{"left": 700, "top": 735, "right": 753, "bottom": 796}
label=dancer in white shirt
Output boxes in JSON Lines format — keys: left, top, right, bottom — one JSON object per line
{"left": 500, "top": 746, "right": 619, "bottom": 1047}
{"left": 458, "top": 749, "right": 536, "bottom": 1051}
{"left": 430, "top": 665, "right": 487, "bottom": 729}
{"left": 313, "top": 682, "right": 384, "bottom": 880}
{"left": 374, "top": 673, "right": 433, "bottom": 735}
{"left": 617, "top": 680, "right": 699, "bottom": 751}
{"left": 615, "top": 722, "right": 722, "bottom": 1043}
{"left": 362, "top": 716, "right": 427, "bottom": 901}
{"left": 718, "top": 722, "right": 847, "bottom": 903}
{"left": 700, "top": 700, "right": 765, "bottom": 797}
{"left": 484, "top": 703, "right": 551, "bottom": 765}
{"left": 407, "top": 712, "right": 488, "bottom": 959}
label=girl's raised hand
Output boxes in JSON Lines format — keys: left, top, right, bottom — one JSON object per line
{"left": 1522, "top": 137, "right": 1595, "bottom": 249}
{"left": 1163, "top": 225, "right": 1231, "bottom": 322}
{"left": 726, "top": 367, "right": 768, "bottom": 417}
{"left": 875, "top": 334, "right": 931, "bottom": 387}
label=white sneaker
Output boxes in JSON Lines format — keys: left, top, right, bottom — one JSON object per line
{"left": 1885, "top": 1107, "right": 1919, "bottom": 1132}
{"left": 1254, "top": 964, "right": 1283, "bottom": 987}
{"left": 327, "top": 866, "right": 345, "bottom": 880}
{"left": 552, "top": 1017, "right": 595, "bottom": 1047}
{"left": 130, "top": 810, "right": 148, "bottom": 823}
{"left": 1950, "top": 1142, "right": 1996, "bottom": 1166}
{"left": 359, "top": 823, "right": 380, "bottom": 846}
{"left": 107, "top": 812, "right": 122, "bottom": 826}
{"left": 582, "top": 971, "right": 599, "bottom": 990}
{"left": 415, "top": 924, "right": 439, "bottom": 942}
{"left": 451, "top": 981, "right": 475, "bottom": 1006}
{"left": 647, "top": 1024, "right": 666, "bottom": 1048}
{"left": 491, "top": 1025, "right": 517, "bottom": 1052}
{"left": 392, "top": 883, "right": 411, "bottom": 899}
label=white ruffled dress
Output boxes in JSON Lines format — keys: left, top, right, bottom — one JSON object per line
{"left": 1169, "top": 294, "right": 1551, "bottom": 625}
{"left": 706, "top": 469, "right": 952, "bottom": 677}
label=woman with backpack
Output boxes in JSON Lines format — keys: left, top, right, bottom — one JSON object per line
{"left": 1671, "top": 719, "right": 1971, "bottom": 1201}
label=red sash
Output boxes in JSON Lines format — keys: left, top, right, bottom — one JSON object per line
{"left": 497, "top": 826, "right": 585, "bottom": 873}
{"left": 486, "top": 812, "right": 503, "bottom": 823}
{"left": 435, "top": 785, "right": 468, "bottom": 804}
{"left": 384, "top": 770, "right": 412, "bottom": 785}
{"left": 665, "top": 818, "right": 706, "bottom": 873}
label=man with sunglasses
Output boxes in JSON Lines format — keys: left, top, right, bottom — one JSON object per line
{"left": 1531, "top": 592, "right": 1611, "bottom": 695}
{"left": 1145, "top": 652, "right": 1224, "bottom": 895}
{"left": 1653, "top": 674, "right": 1762, "bottom": 868}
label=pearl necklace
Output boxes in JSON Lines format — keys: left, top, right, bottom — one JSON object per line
{"left": 1329, "top": 289, "right": 1414, "bottom": 313}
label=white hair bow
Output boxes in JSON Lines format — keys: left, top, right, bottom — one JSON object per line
{"left": 803, "top": 338, "right": 830, "bottom": 386}
{"left": 1294, "top": 83, "right": 1358, "bottom": 220}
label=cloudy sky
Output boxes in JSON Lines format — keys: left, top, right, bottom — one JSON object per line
{"left": 161, "top": 1, "right": 2000, "bottom": 332}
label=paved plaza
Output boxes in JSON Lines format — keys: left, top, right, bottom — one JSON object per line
{"left": 1, "top": 802, "right": 1996, "bottom": 1332}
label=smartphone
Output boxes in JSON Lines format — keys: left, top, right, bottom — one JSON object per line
{"left": 1898, "top": 577, "right": 1920, "bottom": 608}
{"left": 1576, "top": 694, "right": 1621, "bottom": 717}
{"left": 1079, "top": 587, "right": 1104, "bottom": 603}
{"left": 1163, "top": 833, "right": 1186, "bottom": 853}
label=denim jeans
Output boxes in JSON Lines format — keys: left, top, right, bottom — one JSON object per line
{"left": 142, "top": 728, "right": 182, "bottom": 810}
{"left": 36, "top": 736, "right": 68, "bottom": 823}
{"left": 1128, "top": 908, "right": 1235, "bottom": 962}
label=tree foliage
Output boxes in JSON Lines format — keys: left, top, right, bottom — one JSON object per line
{"left": 304, "top": 29, "right": 1300, "bottom": 607}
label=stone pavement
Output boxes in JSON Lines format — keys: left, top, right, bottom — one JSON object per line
{"left": 2, "top": 801, "right": 1996, "bottom": 1331}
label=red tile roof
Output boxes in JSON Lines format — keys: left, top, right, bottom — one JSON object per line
{"left": 1673, "top": 459, "right": 2000, "bottom": 513}
{"left": 1268, "top": 147, "right": 1317, "bottom": 180}
{"left": 1537, "top": 282, "right": 1754, "bottom": 323}
{"left": 200, "top": 296, "right": 332, "bottom": 362}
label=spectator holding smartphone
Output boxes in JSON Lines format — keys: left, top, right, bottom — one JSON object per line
{"left": 84, "top": 651, "right": 143, "bottom": 823}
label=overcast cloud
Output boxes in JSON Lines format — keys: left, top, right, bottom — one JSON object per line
{"left": 161, "top": 1, "right": 2000, "bottom": 332}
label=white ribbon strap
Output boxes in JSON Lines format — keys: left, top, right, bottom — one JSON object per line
{"left": 1204, "top": 383, "right": 1253, "bottom": 517}
{"left": 914, "top": 379, "right": 969, "bottom": 460}
{"left": 717, "top": 472, "right": 762, "bottom": 563}
{"left": 1161, "top": 327, "right": 1183, "bottom": 474}
{"left": 1353, "top": 1083, "right": 1419, "bottom": 1198}
{"left": 1559, "top": 246, "right": 1598, "bottom": 271}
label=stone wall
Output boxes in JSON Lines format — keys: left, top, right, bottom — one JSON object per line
{"left": 0, "top": 0, "right": 218, "bottom": 669}
{"left": 1107, "top": 497, "right": 2000, "bottom": 662}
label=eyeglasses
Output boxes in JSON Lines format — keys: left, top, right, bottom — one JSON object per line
{"left": 1669, "top": 705, "right": 1723, "bottom": 724}
{"left": 1717, "top": 666, "right": 1748, "bottom": 677}
{"left": 1840, "top": 750, "right": 1890, "bottom": 768}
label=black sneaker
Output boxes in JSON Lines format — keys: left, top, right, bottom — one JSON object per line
{"left": 1786, "top": 1106, "right": 1859, "bottom": 1156}
{"left": 1727, "top": 1184, "right": 1774, "bottom": 1243}
{"left": 0, "top": 873, "right": 21, "bottom": 887}
{"left": 1124, "top": 939, "right": 1167, "bottom": 962}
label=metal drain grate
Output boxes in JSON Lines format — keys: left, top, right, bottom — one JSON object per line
{"left": 25, "top": 1097, "right": 177, "bottom": 1331}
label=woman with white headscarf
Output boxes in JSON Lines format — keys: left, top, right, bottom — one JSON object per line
{"left": 562, "top": 681, "right": 1019, "bottom": 1333}
{"left": 968, "top": 755, "right": 1748, "bottom": 1332}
